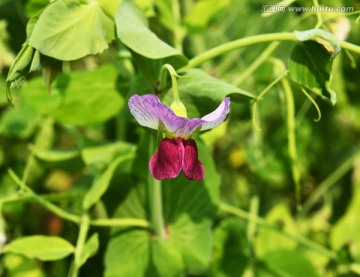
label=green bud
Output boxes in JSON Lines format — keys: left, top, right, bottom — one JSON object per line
{"left": 170, "top": 100, "right": 187, "bottom": 118}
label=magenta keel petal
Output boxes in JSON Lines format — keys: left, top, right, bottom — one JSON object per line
{"left": 149, "top": 138, "right": 184, "bottom": 180}
{"left": 182, "top": 139, "right": 204, "bottom": 180}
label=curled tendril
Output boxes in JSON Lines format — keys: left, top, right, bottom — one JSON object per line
{"left": 301, "top": 88, "right": 322, "bottom": 122}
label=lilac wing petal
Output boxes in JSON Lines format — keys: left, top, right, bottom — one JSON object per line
{"left": 158, "top": 105, "right": 188, "bottom": 135}
{"left": 128, "top": 94, "right": 162, "bottom": 130}
{"left": 128, "top": 94, "right": 189, "bottom": 135}
{"left": 178, "top": 118, "right": 204, "bottom": 138}
{"left": 200, "top": 97, "right": 230, "bottom": 131}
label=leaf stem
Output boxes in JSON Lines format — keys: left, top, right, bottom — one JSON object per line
{"left": 220, "top": 202, "right": 338, "bottom": 261}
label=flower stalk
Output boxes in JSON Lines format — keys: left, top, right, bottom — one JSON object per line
{"left": 159, "top": 64, "right": 188, "bottom": 117}
{"left": 148, "top": 135, "right": 167, "bottom": 239}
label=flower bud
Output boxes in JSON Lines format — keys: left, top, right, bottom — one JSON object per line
{"left": 170, "top": 100, "right": 187, "bottom": 118}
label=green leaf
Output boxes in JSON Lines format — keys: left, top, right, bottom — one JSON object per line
{"left": 260, "top": 249, "right": 320, "bottom": 277}
{"left": 288, "top": 40, "right": 337, "bottom": 105}
{"left": 105, "top": 139, "right": 220, "bottom": 276}
{"left": 83, "top": 151, "right": 136, "bottom": 209}
{"left": 29, "top": 0, "right": 114, "bottom": 60}
{"left": 21, "top": 65, "right": 124, "bottom": 125}
{"left": 3, "top": 235, "right": 74, "bottom": 261}
{"left": 80, "top": 233, "right": 99, "bottom": 266}
{"left": 164, "top": 68, "right": 255, "bottom": 118}
{"left": 115, "top": 0, "right": 187, "bottom": 65}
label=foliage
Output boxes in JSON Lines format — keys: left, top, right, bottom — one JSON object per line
{"left": 1, "top": 0, "right": 360, "bottom": 276}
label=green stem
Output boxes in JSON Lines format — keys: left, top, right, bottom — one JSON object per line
{"left": 8, "top": 168, "right": 80, "bottom": 224}
{"left": 220, "top": 203, "right": 338, "bottom": 261}
{"left": 182, "top": 33, "right": 298, "bottom": 69}
{"left": 312, "top": 0, "right": 323, "bottom": 29}
{"left": 282, "top": 78, "right": 301, "bottom": 210}
{"left": 340, "top": 41, "right": 360, "bottom": 55}
{"left": 171, "top": 0, "right": 183, "bottom": 52}
{"left": 159, "top": 64, "right": 181, "bottom": 100}
{"left": 181, "top": 32, "right": 360, "bottom": 70}
{"left": 152, "top": 179, "right": 167, "bottom": 239}
{"left": 234, "top": 41, "right": 280, "bottom": 85}
{"left": 71, "top": 212, "right": 90, "bottom": 277}
{"left": 148, "top": 136, "right": 167, "bottom": 239}
{"left": 6, "top": 169, "right": 151, "bottom": 229}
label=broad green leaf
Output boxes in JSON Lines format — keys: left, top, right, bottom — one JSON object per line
{"left": 105, "top": 139, "right": 220, "bottom": 276}
{"left": 29, "top": 0, "right": 114, "bottom": 60}
{"left": 255, "top": 203, "right": 298, "bottom": 257}
{"left": 260, "top": 249, "right": 320, "bottom": 277}
{"left": 21, "top": 65, "right": 124, "bottom": 125}
{"left": 115, "top": 0, "right": 187, "bottom": 65}
{"left": 331, "top": 188, "right": 360, "bottom": 261}
{"left": 83, "top": 152, "right": 136, "bottom": 209}
{"left": 3, "top": 235, "right": 74, "bottom": 261}
{"left": 31, "top": 146, "right": 85, "bottom": 172}
{"left": 80, "top": 233, "right": 99, "bottom": 266}
{"left": 164, "top": 68, "right": 255, "bottom": 118}
{"left": 288, "top": 40, "right": 337, "bottom": 105}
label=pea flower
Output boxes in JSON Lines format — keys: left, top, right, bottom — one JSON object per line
{"left": 128, "top": 94, "right": 230, "bottom": 180}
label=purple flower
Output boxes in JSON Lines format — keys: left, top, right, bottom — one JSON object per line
{"left": 128, "top": 94, "right": 230, "bottom": 180}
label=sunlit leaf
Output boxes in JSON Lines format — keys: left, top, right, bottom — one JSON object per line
{"left": 21, "top": 65, "right": 124, "bottom": 125}
{"left": 29, "top": 0, "right": 114, "bottom": 60}
{"left": 3, "top": 236, "right": 74, "bottom": 261}
{"left": 115, "top": 0, "right": 187, "bottom": 65}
